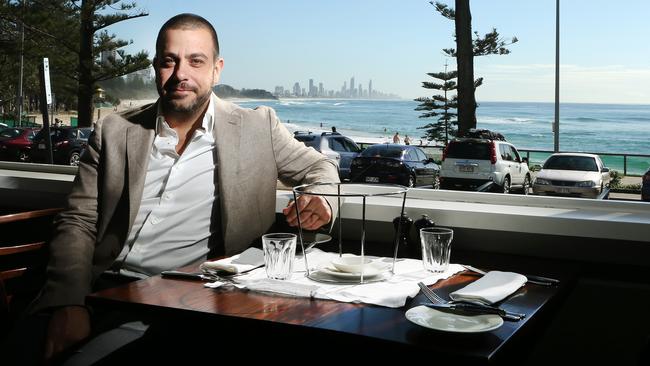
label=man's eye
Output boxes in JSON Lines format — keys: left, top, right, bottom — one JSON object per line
{"left": 162, "top": 59, "right": 175, "bottom": 66}
{"left": 191, "top": 58, "right": 204, "bottom": 65}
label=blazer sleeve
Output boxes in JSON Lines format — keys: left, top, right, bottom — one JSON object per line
{"left": 267, "top": 107, "right": 341, "bottom": 224}
{"left": 30, "top": 120, "right": 104, "bottom": 312}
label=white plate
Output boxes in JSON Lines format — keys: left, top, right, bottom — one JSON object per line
{"left": 318, "top": 265, "right": 385, "bottom": 279}
{"left": 405, "top": 305, "right": 503, "bottom": 333}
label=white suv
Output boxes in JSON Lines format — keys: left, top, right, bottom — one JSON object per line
{"left": 439, "top": 134, "right": 531, "bottom": 194}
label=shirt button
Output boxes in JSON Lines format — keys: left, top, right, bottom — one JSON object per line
{"left": 150, "top": 216, "right": 160, "bottom": 225}
{"left": 163, "top": 192, "right": 172, "bottom": 200}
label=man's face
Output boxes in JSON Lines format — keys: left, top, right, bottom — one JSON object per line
{"left": 155, "top": 27, "right": 223, "bottom": 115}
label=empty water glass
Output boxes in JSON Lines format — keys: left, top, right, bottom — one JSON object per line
{"left": 262, "top": 233, "right": 297, "bottom": 280}
{"left": 420, "top": 227, "right": 453, "bottom": 273}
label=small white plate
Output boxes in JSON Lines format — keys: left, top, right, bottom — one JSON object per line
{"left": 318, "top": 265, "right": 384, "bottom": 278}
{"left": 405, "top": 305, "right": 503, "bottom": 333}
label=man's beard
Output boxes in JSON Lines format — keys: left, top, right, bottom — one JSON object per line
{"left": 161, "top": 89, "right": 211, "bottom": 115}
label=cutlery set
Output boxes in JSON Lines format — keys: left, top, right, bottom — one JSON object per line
{"left": 417, "top": 282, "right": 525, "bottom": 321}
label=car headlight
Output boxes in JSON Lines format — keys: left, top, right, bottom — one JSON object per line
{"left": 535, "top": 178, "right": 551, "bottom": 185}
{"left": 575, "top": 180, "right": 595, "bottom": 187}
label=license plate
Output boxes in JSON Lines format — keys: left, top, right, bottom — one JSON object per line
{"left": 459, "top": 165, "right": 474, "bottom": 173}
{"left": 365, "top": 176, "right": 379, "bottom": 183}
{"left": 38, "top": 143, "right": 45, "bottom": 149}
{"left": 559, "top": 188, "right": 570, "bottom": 193}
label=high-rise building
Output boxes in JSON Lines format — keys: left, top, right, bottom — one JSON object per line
{"left": 341, "top": 81, "right": 347, "bottom": 96}
{"left": 293, "top": 82, "right": 301, "bottom": 97}
{"left": 308, "top": 79, "right": 314, "bottom": 97}
{"left": 274, "top": 86, "right": 284, "bottom": 96}
{"left": 318, "top": 82, "right": 324, "bottom": 98}
{"left": 368, "top": 80, "right": 373, "bottom": 99}
{"left": 358, "top": 84, "right": 363, "bottom": 99}
{"left": 350, "top": 76, "right": 355, "bottom": 98}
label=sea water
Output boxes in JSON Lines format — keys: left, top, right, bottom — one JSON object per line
{"left": 236, "top": 99, "right": 650, "bottom": 175}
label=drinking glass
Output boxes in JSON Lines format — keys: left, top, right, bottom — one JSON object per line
{"left": 262, "top": 233, "right": 297, "bottom": 280}
{"left": 420, "top": 227, "right": 453, "bottom": 273}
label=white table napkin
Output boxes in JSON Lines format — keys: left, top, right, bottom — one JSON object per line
{"left": 199, "top": 247, "right": 265, "bottom": 274}
{"left": 449, "top": 270, "right": 527, "bottom": 305}
{"left": 205, "top": 249, "right": 464, "bottom": 308}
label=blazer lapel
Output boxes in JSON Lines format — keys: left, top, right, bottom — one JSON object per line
{"left": 126, "top": 106, "right": 156, "bottom": 229}
{"left": 212, "top": 96, "right": 242, "bottom": 246}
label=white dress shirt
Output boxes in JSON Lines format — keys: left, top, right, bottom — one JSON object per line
{"left": 116, "top": 97, "right": 217, "bottom": 277}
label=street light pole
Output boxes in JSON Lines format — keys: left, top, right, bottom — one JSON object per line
{"left": 553, "top": 0, "right": 560, "bottom": 152}
{"left": 17, "top": 0, "right": 25, "bottom": 127}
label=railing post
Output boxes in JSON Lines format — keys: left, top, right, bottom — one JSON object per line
{"left": 624, "top": 155, "right": 627, "bottom": 176}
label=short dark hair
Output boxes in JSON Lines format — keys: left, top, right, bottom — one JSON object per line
{"left": 156, "top": 13, "right": 220, "bottom": 59}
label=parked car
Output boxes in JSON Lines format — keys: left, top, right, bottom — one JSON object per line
{"left": 532, "top": 153, "right": 610, "bottom": 198}
{"left": 640, "top": 166, "right": 650, "bottom": 202}
{"left": 293, "top": 131, "right": 361, "bottom": 180}
{"left": 30, "top": 127, "right": 92, "bottom": 166}
{"left": 349, "top": 144, "right": 440, "bottom": 188}
{"left": 439, "top": 130, "right": 531, "bottom": 193}
{"left": 0, "top": 127, "right": 40, "bottom": 162}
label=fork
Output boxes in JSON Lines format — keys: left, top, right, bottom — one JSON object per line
{"left": 417, "top": 282, "right": 524, "bottom": 321}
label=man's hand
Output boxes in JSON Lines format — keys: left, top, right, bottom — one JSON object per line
{"left": 282, "top": 195, "right": 332, "bottom": 230}
{"left": 44, "top": 306, "right": 91, "bottom": 361}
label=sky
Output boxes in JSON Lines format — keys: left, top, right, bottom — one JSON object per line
{"left": 108, "top": 0, "right": 650, "bottom": 104}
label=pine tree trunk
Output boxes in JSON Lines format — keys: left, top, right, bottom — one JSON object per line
{"left": 77, "top": 0, "right": 94, "bottom": 127}
{"left": 455, "top": 0, "right": 477, "bottom": 135}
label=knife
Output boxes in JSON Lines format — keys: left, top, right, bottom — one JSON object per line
{"left": 161, "top": 270, "right": 209, "bottom": 281}
{"left": 423, "top": 303, "right": 523, "bottom": 321}
{"left": 462, "top": 264, "right": 560, "bottom": 286}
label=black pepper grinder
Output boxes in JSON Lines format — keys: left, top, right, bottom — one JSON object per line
{"left": 413, "top": 214, "right": 436, "bottom": 259}
{"left": 392, "top": 212, "right": 413, "bottom": 258}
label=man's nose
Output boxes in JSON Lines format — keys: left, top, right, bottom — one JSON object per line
{"left": 172, "top": 60, "right": 189, "bottom": 80}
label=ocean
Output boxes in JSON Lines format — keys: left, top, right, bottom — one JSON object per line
{"left": 235, "top": 99, "right": 650, "bottom": 175}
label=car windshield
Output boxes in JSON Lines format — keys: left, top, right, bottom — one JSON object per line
{"left": 295, "top": 135, "right": 318, "bottom": 148}
{"left": 0, "top": 128, "right": 21, "bottom": 139}
{"left": 543, "top": 156, "right": 598, "bottom": 171}
{"left": 446, "top": 141, "right": 491, "bottom": 159}
{"left": 360, "top": 146, "right": 404, "bottom": 158}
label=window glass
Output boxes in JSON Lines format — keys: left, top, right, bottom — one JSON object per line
{"left": 328, "top": 138, "right": 347, "bottom": 152}
{"left": 446, "top": 141, "right": 491, "bottom": 159}
{"left": 415, "top": 148, "right": 427, "bottom": 161}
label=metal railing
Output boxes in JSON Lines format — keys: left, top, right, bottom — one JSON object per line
{"left": 354, "top": 140, "right": 649, "bottom": 177}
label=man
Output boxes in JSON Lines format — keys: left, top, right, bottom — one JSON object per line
{"left": 19, "top": 13, "right": 338, "bottom": 362}
{"left": 393, "top": 132, "right": 401, "bottom": 144}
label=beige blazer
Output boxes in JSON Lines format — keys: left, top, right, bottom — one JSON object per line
{"left": 33, "top": 96, "right": 339, "bottom": 311}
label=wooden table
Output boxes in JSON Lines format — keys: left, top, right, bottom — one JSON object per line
{"left": 87, "top": 253, "right": 572, "bottom": 364}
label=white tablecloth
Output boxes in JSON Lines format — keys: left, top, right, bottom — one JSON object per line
{"left": 204, "top": 249, "right": 463, "bottom": 308}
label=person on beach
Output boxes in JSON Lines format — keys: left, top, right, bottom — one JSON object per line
{"left": 3, "top": 13, "right": 339, "bottom": 364}
{"left": 404, "top": 135, "right": 411, "bottom": 145}
{"left": 332, "top": 126, "right": 340, "bottom": 134}
{"left": 393, "top": 132, "right": 401, "bottom": 144}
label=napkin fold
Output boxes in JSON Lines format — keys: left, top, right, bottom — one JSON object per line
{"left": 200, "top": 247, "right": 265, "bottom": 274}
{"left": 450, "top": 270, "right": 527, "bottom": 305}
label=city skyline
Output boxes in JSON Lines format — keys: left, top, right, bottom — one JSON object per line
{"left": 274, "top": 76, "right": 399, "bottom": 99}
{"left": 108, "top": 0, "right": 650, "bottom": 104}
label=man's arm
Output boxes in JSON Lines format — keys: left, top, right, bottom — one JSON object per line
{"left": 267, "top": 108, "right": 340, "bottom": 229}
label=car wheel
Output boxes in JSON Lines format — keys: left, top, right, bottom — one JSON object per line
{"left": 69, "top": 151, "right": 81, "bottom": 166}
{"left": 408, "top": 175, "right": 415, "bottom": 188}
{"left": 18, "top": 150, "right": 30, "bottom": 162}
{"left": 521, "top": 174, "right": 531, "bottom": 195}
{"left": 501, "top": 176, "right": 511, "bottom": 194}
{"left": 432, "top": 175, "right": 440, "bottom": 190}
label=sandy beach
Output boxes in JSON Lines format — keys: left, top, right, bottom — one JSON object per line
{"left": 27, "top": 99, "right": 156, "bottom": 127}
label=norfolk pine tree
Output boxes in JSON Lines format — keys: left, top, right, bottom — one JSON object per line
{"left": 415, "top": 63, "right": 458, "bottom": 145}
{"left": 431, "top": 1, "right": 517, "bottom": 135}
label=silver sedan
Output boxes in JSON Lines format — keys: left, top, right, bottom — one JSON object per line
{"left": 533, "top": 153, "right": 610, "bottom": 198}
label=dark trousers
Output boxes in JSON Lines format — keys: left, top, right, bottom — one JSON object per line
{"left": 0, "top": 273, "right": 141, "bottom": 366}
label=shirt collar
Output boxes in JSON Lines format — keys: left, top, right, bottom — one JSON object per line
{"left": 155, "top": 93, "right": 215, "bottom": 136}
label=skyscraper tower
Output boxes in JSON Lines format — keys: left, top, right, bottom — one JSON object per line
{"left": 350, "top": 76, "right": 355, "bottom": 98}
{"left": 293, "top": 82, "right": 301, "bottom": 97}
{"left": 368, "top": 80, "right": 373, "bottom": 99}
{"left": 308, "top": 79, "right": 314, "bottom": 97}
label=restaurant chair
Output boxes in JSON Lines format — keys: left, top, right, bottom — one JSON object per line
{"left": 0, "top": 207, "right": 61, "bottom": 334}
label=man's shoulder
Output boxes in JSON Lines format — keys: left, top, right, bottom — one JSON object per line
{"left": 217, "top": 98, "right": 276, "bottom": 123}
{"left": 99, "top": 102, "right": 157, "bottom": 130}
